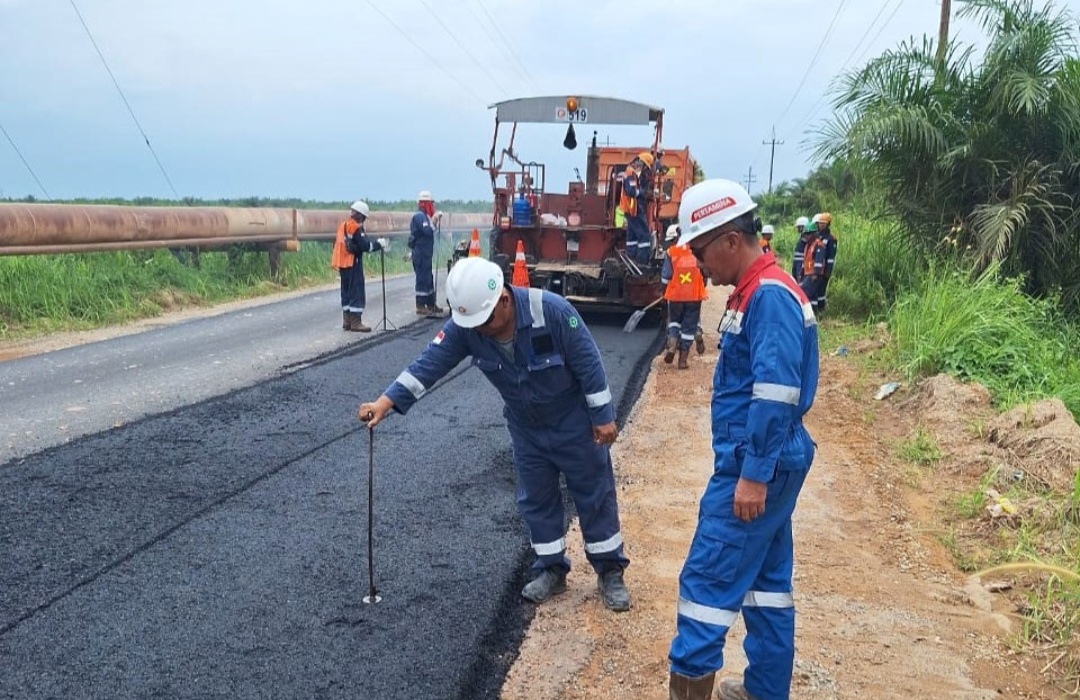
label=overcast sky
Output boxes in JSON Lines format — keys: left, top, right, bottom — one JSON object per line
{"left": 1, "top": 0, "right": 986, "bottom": 202}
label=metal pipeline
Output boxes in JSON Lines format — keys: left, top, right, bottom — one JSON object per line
{"left": 0, "top": 203, "right": 493, "bottom": 255}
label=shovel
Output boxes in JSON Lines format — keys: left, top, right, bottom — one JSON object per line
{"left": 623, "top": 296, "right": 665, "bottom": 333}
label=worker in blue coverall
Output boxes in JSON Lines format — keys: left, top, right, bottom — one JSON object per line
{"left": 357, "top": 257, "right": 633, "bottom": 612}
{"left": 620, "top": 152, "right": 655, "bottom": 267}
{"left": 668, "top": 179, "right": 819, "bottom": 700}
{"left": 813, "top": 213, "right": 838, "bottom": 314}
{"left": 408, "top": 190, "right": 445, "bottom": 317}
{"left": 789, "top": 216, "right": 811, "bottom": 282}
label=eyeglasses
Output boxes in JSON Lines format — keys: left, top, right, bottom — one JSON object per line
{"left": 478, "top": 295, "right": 505, "bottom": 328}
{"left": 690, "top": 232, "right": 723, "bottom": 262}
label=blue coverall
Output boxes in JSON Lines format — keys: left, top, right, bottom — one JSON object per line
{"left": 343, "top": 226, "right": 382, "bottom": 314}
{"left": 817, "top": 229, "right": 837, "bottom": 313}
{"left": 383, "top": 286, "right": 629, "bottom": 574}
{"left": 660, "top": 251, "right": 702, "bottom": 352}
{"left": 669, "top": 252, "right": 819, "bottom": 700}
{"left": 409, "top": 209, "right": 436, "bottom": 308}
{"left": 622, "top": 167, "right": 653, "bottom": 266}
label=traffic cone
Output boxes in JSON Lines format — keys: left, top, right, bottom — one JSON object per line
{"left": 511, "top": 240, "right": 529, "bottom": 287}
{"left": 467, "top": 229, "right": 481, "bottom": 257}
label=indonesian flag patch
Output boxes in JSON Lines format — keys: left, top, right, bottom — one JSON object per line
{"left": 432, "top": 330, "right": 445, "bottom": 345}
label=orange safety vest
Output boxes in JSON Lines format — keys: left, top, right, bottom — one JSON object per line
{"left": 331, "top": 219, "right": 360, "bottom": 270}
{"left": 760, "top": 238, "right": 772, "bottom": 254}
{"left": 664, "top": 244, "right": 707, "bottom": 302}
{"left": 802, "top": 237, "right": 822, "bottom": 277}
{"left": 618, "top": 166, "right": 639, "bottom": 218}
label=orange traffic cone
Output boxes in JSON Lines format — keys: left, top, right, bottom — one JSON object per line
{"left": 467, "top": 229, "right": 481, "bottom": 257}
{"left": 511, "top": 240, "right": 529, "bottom": 287}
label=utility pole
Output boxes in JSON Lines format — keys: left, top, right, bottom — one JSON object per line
{"left": 762, "top": 126, "right": 784, "bottom": 194}
{"left": 936, "top": 0, "right": 952, "bottom": 66}
{"left": 743, "top": 165, "right": 757, "bottom": 194}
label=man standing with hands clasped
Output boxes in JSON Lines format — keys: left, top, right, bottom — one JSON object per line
{"left": 358, "top": 257, "right": 632, "bottom": 612}
{"left": 667, "top": 179, "right": 819, "bottom": 700}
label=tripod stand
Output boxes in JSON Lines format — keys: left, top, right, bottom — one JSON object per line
{"left": 373, "top": 248, "right": 397, "bottom": 332}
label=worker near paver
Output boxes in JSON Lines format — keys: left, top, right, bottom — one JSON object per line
{"left": 666, "top": 179, "right": 818, "bottom": 700}
{"left": 813, "top": 213, "right": 837, "bottom": 314}
{"left": 759, "top": 225, "right": 774, "bottom": 254}
{"left": 791, "top": 219, "right": 816, "bottom": 283}
{"left": 660, "top": 224, "right": 706, "bottom": 370}
{"left": 789, "top": 216, "right": 810, "bottom": 280}
{"left": 619, "top": 152, "right": 655, "bottom": 266}
{"left": 357, "top": 257, "right": 632, "bottom": 613}
{"left": 408, "top": 190, "right": 445, "bottom": 317}
{"left": 331, "top": 201, "right": 384, "bottom": 333}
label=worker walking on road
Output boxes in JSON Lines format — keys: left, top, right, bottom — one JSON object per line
{"left": 660, "top": 224, "right": 706, "bottom": 370}
{"left": 620, "top": 152, "right": 655, "bottom": 267}
{"left": 408, "top": 190, "right": 445, "bottom": 317}
{"left": 331, "top": 201, "right": 384, "bottom": 333}
{"left": 667, "top": 179, "right": 818, "bottom": 700}
{"left": 358, "top": 257, "right": 632, "bottom": 612}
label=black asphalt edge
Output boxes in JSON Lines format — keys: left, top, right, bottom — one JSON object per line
{"left": 452, "top": 323, "right": 664, "bottom": 700}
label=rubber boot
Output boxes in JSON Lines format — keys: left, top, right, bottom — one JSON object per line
{"left": 521, "top": 567, "right": 567, "bottom": 604}
{"left": 669, "top": 671, "right": 715, "bottom": 700}
{"left": 677, "top": 347, "right": 689, "bottom": 369}
{"left": 695, "top": 328, "right": 705, "bottom": 355}
{"left": 597, "top": 564, "right": 631, "bottom": 612}
{"left": 348, "top": 313, "right": 371, "bottom": 333}
{"left": 663, "top": 336, "right": 677, "bottom": 364}
{"left": 342, "top": 310, "right": 350, "bottom": 330}
{"left": 716, "top": 677, "right": 758, "bottom": 700}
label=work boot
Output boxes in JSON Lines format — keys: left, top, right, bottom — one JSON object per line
{"left": 695, "top": 329, "right": 705, "bottom": 355}
{"left": 715, "top": 677, "right": 757, "bottom": 700}
{"left": 663, "top": 336, "right": 677, "bottom": 364}
{"left": 669, "top": 672, "right": 715, "bottom": 700}
{"left": 521, "top": 567, "right": 567, "bottom": 604}
{"left": 429, "top": 303, "right": 446, "bottom": 317}
{"left": 678, "top": 348, "right": 689, "bottom": 370}
{"left": 348, "top": 314, "right": 371, "bottom": 333}
{"left": 415, "top": 305, "right": 431, "bottom": 316}
{"left": 342, "top": 310, "right": 351, "bottom": 330}
{"left": 597, "top": 564, "right": 631, "bottom": 612}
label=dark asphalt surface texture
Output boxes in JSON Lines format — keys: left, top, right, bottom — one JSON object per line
{"left": 0, "top": 312, "right": 661, "bottom": 700}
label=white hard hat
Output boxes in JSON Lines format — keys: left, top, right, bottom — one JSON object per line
{"left": 446, "top": 257, "right": 504, "bottom": 329}
{"left": 796, "top": 216, "right": 810, "bottom": 228}
{"left": 676, "top": 179, "right": 758, "bottom": 247}
{"left": 762, "top": 224, "right": 775, "bottom": 235}
{"left": 350, "top": 200, "right": 369, "bottom": 217}
{"left": 812, "top": 213, "right": 824, "bottom": 224}
{"left": 664, "top": 224, "right": 680, "bottom": 241}
{"left": 418, "top": 190, "right": 434, "bottom": 202}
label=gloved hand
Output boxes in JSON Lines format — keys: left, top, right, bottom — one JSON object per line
{"left": 404, "top": 250, "right": 412, "bottom": 262}
{"left": 376, "top": 237, "right": 389, "bottom": 251}
{"left": 433, "top": 210, "right": 445, "bottom": 222}
{"left": 369, "top": 238, "right": 383, "bottom": 252}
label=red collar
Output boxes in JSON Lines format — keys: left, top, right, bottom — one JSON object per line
{"left": 727, "top": 252, "right": 776, "bottom": 308}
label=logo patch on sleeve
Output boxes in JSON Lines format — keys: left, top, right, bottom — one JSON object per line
{"left": 433, "top": 330, "right": 445, "bottom": 345}
{"left": 568, "top": 316, "right": 580, "bottom": 329}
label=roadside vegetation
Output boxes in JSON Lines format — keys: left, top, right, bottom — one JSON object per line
{"left": 758, "top": 1, "right": 1080, "bottom": 691}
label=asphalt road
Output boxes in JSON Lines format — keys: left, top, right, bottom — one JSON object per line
{"left": 0, "top": 288, "right": 661, "bottom": 700}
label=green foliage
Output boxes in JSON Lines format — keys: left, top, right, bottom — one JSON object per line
{"left": 896, "top": 426, "right": 944, "bottom": 466}
{"left": 816, "top": 0, "right": 1080, "bottom": 312}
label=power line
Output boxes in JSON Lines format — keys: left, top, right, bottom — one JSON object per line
{"left": 775, "top": 0, "right": 852, "bottom": 130}
{"left": 853, "top": 0, "right": 908, "bottom": 67}
{"left": 472, "top": 0, "right": 534, "bottom": 84}
{"left": 0, "top": 121, "right": 51, "bottom": 199}
{"left": 462, "top": 0, "right": 531, "bottom": 86}
{"left": 362, "top": 0, "right": 484, "bottom": 102}
{"left": 67, "top": 0, "right": 179, "bottom": 197}
{"left": 415, "top": 0, "right": 512, "bottom": 97}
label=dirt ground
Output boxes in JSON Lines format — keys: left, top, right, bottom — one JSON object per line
{"left": 500, "top": 291, "right": 1065, "bottom": 700}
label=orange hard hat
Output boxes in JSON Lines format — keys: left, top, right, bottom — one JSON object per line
{"left": 637, "top": 152, "right": 655, "bottom": 168}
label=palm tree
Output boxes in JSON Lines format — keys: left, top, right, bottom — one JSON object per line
{"left": 815, "top": 0, "right": 1080, "bottom": 307}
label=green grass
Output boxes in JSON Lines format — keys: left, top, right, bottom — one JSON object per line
{"left": 896, "top": 427, "right": 944, "bottom": 466}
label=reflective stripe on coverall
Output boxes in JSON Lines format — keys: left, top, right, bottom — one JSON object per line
{"left": 620, "top": 166, "right": 652, "bottom": 264}
{"left": 383, "top": 287, "right": 629, "bottom": 573}
{"left": 669, "top": 252, "right": 819, "bottom": 700}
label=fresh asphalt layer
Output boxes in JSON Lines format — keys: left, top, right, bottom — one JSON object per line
{"left": 0, "top": 310, "right": 662, "bottom": 700}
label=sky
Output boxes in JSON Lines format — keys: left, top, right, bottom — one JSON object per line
{"left": 0, "top": 0, "right": 989, "bottom": 202}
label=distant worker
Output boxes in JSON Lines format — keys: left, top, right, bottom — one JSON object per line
{"left": 667, "top": 178, "right": 818, "bottom": 700}
{"left": 331, "top": 201, "right": 384, "bottom": 332}
{"left": 660, "top": 224, "right": 706, "bottom": 370}
{"left": 799, "top": 221, "right": 826, "bottom": 312}
{"left": 408, "top": 190, "right": 445, "bottom": 317}
{"left": 759, "top": 224, "right": 774, "bottom": 254}
{"left": 791, "top": 218, "right": 815, "bottom": 283}
{"left": 620, "top": 152, "right": 655, "bottom": 266}
{"left": 358, "top": 257, "right": 632, "bottom": 613}
{"left": 813, "top": 213, "right": 837, "bottom": 314}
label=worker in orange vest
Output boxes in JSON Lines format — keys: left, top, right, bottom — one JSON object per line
{"left": 660, "top": 225, "right": 707, "bottom": 369}
{"left": 759, "top": 224, "right": 774, "bottom": 254}
{"left": 620, "top": 152, "right": 655, "bottom": 267}
{"left": 331, "top": 200, "right": 385, "bottom": 332}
